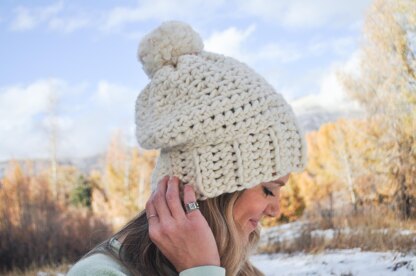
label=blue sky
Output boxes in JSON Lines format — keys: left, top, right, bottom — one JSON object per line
{"left": 0, "top": 0, "right": 372, "bottom": 161}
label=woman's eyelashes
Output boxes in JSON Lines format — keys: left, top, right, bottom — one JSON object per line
{"left": 262, "top": 186, "right": 275, "bottom": 197}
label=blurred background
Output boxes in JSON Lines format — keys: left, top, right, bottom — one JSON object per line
{"left": 1, "top": 0, "right": 415, "bottom": 275}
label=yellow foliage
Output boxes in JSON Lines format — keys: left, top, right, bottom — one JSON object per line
{"left": 94, "top": 132, "right": 158, "bottom": 229}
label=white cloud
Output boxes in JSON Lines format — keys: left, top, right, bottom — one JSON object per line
{"left": 308, "top": 36, "right": 356, "bottom": 57}
{"left": 103, "top": 4, "right": 149, "bottom": 30}
{"left": 204, "top": 25, "right": 256, "bottom": 62}
{"left": 103, "top": 0, "right": 225, "bottom": 31}
{"left": 291, "top": 51, "right": 362, "bottom": 114}
{"left": 204, "top": 25, "right": 306, "bottom": 66}
{"left": 0, "top": 79, "right": 64, "bottom": 129}
{"left": 10, "top": 7, "right": 37, "bottom": 31}
{"left": 256, "top": 42, "right": 302, "bottom": 63}
{"left": 9, "top": 0, "right": 226, "bottom": 34}
{"left": 93, "top": 80, "right": 138, "bottom": 114}
{"left": 10, "top": 1, "right": 64, "bottom": 31}
{"left": 48, "top": 17, "right": 90, "bottom": 33}
{"left": 239, "top": 0, "right": 372, "bottom": 28}
{"left": 57, "top": 81, "right": 137, "bottom": 158}
{"left": 40, "top": 1, "right": 64, "bottom": 18}
{"left": 101, "top": 0, "right": 368, "bottom": 35}
{"left": 9, "top": 1, "right": 91, "bottom": 33}
{"left": 0, "top": 79, "right": 138, "bottom": 161}
{"left": 0, "top": 79, "right": 67, "bottom": 160}
{"left": 7, "top": 0, "right": 372, "bottom": 36}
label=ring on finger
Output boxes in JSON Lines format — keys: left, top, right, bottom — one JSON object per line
{"left": 185, "top": 201, "right": 199, "bottom": 213}
{"left": 147, "top": 214, "right": 158, "bottom": 220}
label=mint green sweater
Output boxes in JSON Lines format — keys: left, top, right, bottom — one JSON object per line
{"left": 67, "top": 238, "right": 225, "bottom": 276}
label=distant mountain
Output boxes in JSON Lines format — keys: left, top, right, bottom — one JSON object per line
{"left": 294, "top": 106, "right": 363, "bottom": 133}
{"left": 61, "top": 154, "right": 106, "bottom": 174}
{"left": 291, "top": 95, "right": 364, "bottom": 132}
{"left": 0, "top": 154, "right": 105, "bottom": 179}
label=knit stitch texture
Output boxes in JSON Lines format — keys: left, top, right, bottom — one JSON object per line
{"left": 135, "top": 21, "right": 307, "bottom": 199}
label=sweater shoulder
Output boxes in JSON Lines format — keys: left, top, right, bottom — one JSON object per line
{"left": 67, "top": 253, "right": 131, "bottom": 276}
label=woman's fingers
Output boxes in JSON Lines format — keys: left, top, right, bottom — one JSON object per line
{"left": 146, "top": 176, "right": 169, "bottom": 226}
{"left": 183, "top": 184, "right": 200, "bottom": 219}
{"left": 145, "top": 195, "right": 159, "bottom": 225}
{"left": 153, "top": 175, "right": 172, "bottom": 221}
{"left": 166, "top": 176, "right": 186, "bottom": 219}
{"left": 146, "top": 177, "right": 220, "bottom": 272}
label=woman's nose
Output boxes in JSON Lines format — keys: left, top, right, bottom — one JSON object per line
{"left": 264, "top": 199, "right": 280, "bottom": 218}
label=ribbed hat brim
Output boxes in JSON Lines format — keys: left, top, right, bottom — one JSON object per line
{"left": 151, "top": 122, "right": 306, "bottom": 199}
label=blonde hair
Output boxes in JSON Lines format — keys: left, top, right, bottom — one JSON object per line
{"left": 85, "top": 190, "right": 263, "bottom": 276}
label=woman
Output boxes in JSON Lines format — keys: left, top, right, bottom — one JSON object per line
{"left": 67, "top": 21, "right": 306, "bottom": 276}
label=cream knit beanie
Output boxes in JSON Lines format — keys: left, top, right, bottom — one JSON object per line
{"left": 135, "top": 21, "right": 307, "bottom": 200}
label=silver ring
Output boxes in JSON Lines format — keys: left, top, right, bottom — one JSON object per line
{"left": 185, "top": 201, "right": 199, "bottom": 213}
{"left": 147, "top": 214, "right": 158, "bottom": 220}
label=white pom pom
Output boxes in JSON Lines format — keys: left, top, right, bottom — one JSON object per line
{"left": 138, "top": 21, "right": 204, "bottom": 78}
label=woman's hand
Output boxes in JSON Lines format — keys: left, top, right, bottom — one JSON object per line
{"left": 145, "top": 176, "right": 221, "bottom": 272}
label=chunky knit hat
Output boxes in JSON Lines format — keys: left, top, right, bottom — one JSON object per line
{"left": 135, "top": 21, "right": 307, "bottom": 199}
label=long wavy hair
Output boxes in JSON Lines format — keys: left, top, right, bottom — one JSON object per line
{"left": 84, "top": 190, "right": 264, "bottom": 276}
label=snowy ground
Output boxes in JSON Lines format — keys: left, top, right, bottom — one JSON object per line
{"left": 251, "top": 249, "right": 416, "bottom": 276}
{"left": 258, "top": 221, "right": 416, "bottom": 246}
{"left": 253, "top": 222, "right": 416, "bottom": 275}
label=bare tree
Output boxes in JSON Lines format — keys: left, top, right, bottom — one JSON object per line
{"left": 47, "top": 91, "right": 59, "bottom": 200}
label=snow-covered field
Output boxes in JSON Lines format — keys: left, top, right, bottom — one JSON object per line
{"left": 253, "top": 222, "right": 416, "bottom": 275}
{"left": 252, "top": 249, "right": 416, "bottom": 276}
{"left": 259, "top": 221, "right": 416, "bottom": 246}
